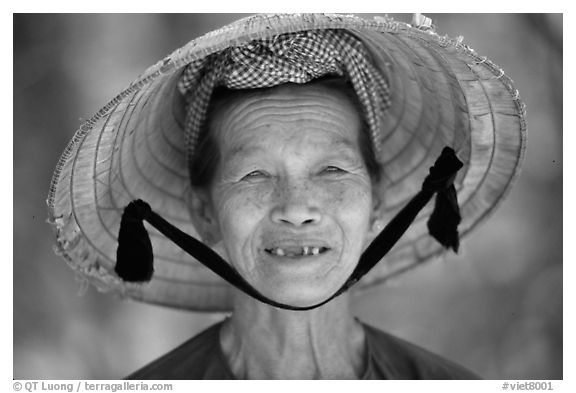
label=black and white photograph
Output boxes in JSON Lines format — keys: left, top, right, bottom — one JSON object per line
{"left": 13, "top": 12, "right": 562, "bottom": 382}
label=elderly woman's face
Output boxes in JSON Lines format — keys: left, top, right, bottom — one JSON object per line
{"left": 201, "top": 83, "right": 376, "bottom": 307}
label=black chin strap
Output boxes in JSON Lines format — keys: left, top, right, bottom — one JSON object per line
{"left": 115, "top": 147, "right": 463, "bottom": 310}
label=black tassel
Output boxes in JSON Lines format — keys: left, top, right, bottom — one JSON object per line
{"left": 422, "top": 146, "right": 463, "bottom": 252}
{"left": 427, "top": 183, "right": 461, "bottom": 252}
{"left": 115, "top": 200, "right": 154, "bottom": 282}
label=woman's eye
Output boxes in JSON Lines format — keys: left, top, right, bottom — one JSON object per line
{"left": 322, "top": 166, "right": 345, "bottom": 174}
{"left": 241, "top": 170, "right": 268, "bottom": 181}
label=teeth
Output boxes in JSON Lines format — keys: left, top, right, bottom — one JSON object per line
{"left": 267, "top": 246, "right": 324, "bottom": 257}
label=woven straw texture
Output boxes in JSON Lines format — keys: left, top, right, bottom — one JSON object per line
{"left": 47, "top": 14, "right": 526, "bottom": 311}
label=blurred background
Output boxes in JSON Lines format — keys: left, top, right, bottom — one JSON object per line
{"left": 13, "top": 14, "right": 562, "bottom": 379}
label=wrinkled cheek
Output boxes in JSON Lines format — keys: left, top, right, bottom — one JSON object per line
{"left": 212, "top": 187, "right": 272, "bottom": 264}
{"left": 215, "top": 187, "right": 272, "bottom": 225}
{"left": 321, "top": 183, "right": 373, "bottom": 252}
{"left": 320, "top": 182, "right": 372, "bottom": 217}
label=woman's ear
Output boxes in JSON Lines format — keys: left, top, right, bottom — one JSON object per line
{"left": 364, "top": 187, "right": 385, "bottom": 246}
{"left": 185, "top": 187, "right": 222, "bottom": 246}
{"left": 366, "top": 218, "right": 382, "bottom": 247}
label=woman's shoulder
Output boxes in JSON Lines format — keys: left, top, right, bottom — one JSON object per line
{"left": 361, "top": 322, "right": 481, "bottom": 380}
{"left": 125, "top": 321, "right": 234, "bottom": 380}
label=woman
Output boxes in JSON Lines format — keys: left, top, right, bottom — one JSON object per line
{"left": 48, "top": 14, "right": 526, "bottom": 379}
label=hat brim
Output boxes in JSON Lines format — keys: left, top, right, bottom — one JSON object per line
{"left": 48, "top": 14, "right": 526, "bottom": 311}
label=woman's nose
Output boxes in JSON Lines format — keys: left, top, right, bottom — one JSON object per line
{"left": 270, "top": 182, "right": 322, "bottom": 227}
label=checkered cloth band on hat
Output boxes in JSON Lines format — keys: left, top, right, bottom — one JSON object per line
{"left": 177, "top": 29, "right": 392, "bottom": 177}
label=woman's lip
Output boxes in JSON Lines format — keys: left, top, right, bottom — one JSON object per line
{"left": 261, "top": 239, "right": 331, "bottom": 249}
{"left": 259, "top": 236, "right": 334, "bottom": 259}
{"left": 260, "top": 247, "right": 334, "bottom": 261}
{"left": 264, "top": 246, "right": 330, "bottom": 257}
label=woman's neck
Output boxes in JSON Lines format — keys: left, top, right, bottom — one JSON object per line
{"left": 219, "top": 291, "right": 366, "bottom": 379}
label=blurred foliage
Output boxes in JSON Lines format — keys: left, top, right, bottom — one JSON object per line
{"left": 13, "top": 14, "right": 562, "bottom": 379}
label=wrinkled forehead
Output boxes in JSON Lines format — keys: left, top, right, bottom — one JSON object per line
{"left": 210, "top": 78, "right": 362, "bottom": 119}
{"left": 208, "top": 82, "right": 364, "bottom": 154}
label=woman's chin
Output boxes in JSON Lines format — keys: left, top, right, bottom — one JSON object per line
{"left": 236, "top": 256, "right": 353, "bottom": 308}
{"left": 256, "top": 279, "right": 343, "bottom": 309}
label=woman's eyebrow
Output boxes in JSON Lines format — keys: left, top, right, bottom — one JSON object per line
{"left": 218, "top": 146, "right": 269, "bottom": 174}
{"left": 323, "top": 138, "right": 363, "bottom": 159}
{"left": 226, "top": 145, "right": 268, "bottom": 162}
{"left": 233, "top": 143, "right": 267, "bottom": 155}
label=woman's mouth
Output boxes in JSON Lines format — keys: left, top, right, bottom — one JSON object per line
{"left": 264, "top": 246, "right": 330, "bottom": 257}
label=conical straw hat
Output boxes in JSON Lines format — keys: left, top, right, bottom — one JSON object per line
{"left": 48, "top": 14, "right": 526, "bottom": 311}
